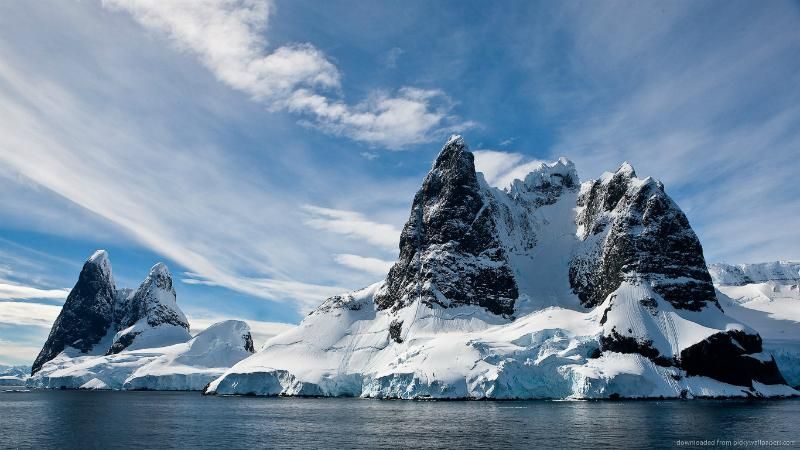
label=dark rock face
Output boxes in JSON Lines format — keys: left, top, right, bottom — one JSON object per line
{"left": 109, "top": 263, "right": 189, "bottom": 353}
{"left": 106, "top": 331, "right": 141, "bottom": 355}
{"left": 680, "top": 330, "right": 786, "bottom": 387}
{"left": 116, "top": 263, "right": 188, "bottom": 330}
{"left": 600, "top": 327, "right": 674, "bottom": 367}
{"left": 389, "top": 319, "right": 404, "bottom": 343}
{"left": 32, "top": 252, "right": 115, "bottom": 374}
{"left": 243, "top": 333, "right": 255, "bottom": 353}
{"left": 570, "top": 164, "right": 718, "bottom": 311}
{"left": 313, "top": 292, "right": 366, "bottom": 315}
{"left": 374, "top": 136, "right": 518, "bottom": 317}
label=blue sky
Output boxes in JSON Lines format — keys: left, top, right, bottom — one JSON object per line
{"left": 1, "top": 0, "right": 799, "bottom": 365}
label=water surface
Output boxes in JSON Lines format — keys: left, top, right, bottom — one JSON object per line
{"left": 2, "top": 389, "right": 798, "bottom": 449}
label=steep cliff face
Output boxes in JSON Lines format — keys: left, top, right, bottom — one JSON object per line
{"left": 374, "top": 135, "right": 518, "bottom": 317}
{"left": 32, "top": 251, "right": 116, "bottom": 374}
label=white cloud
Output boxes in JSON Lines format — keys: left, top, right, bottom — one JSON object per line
{"left": 182, "top": 273, "right": 346, "bottom": 312}
{"left": 0, "top": 302, "right": 61, "bottom": 328}
{"left": 103, "top": 0, "right": 466, "bottom": 148}
{"left": 473, "top": 150, "right": 547, "bottom": 189}
{"left": 0, "top": 341, "right": 42, "bottom": 366}
{"left": 302, "top": 205, "right": 401, "bottom": 251}
{"left": 334, "top": 254, "right": 393, "bottom": 277}
{"left": 0, "top": 282, "right": 70, "bottom": 301}
{"left": 498, "top": 138, "right": 515, "bottom": 147}
{"left": 103, "top": 0, "right": 339, "bottom": 101}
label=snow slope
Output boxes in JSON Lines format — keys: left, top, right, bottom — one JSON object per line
{"left": 207, "top": 137, "right": 795, "bottom": 399}
{"left": 29, "top": 320, "right": 254, "bottom": 391}
{"left": 208, "top": 283, "right": 791, "bottom": 399}
{"left": 710, "top": 262, "right": 800, "bottom": 387}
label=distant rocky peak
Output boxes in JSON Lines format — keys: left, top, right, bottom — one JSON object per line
{"left": 615, "top": 161, "right": 636, "bottom": 178}
{"left": 144, "top": 262, "right": 174, "bottom": 293}
{"left": 511, "top": 157, "right": 577, "bottom": 190}
{"left": 89, "top": 248, "right": 110, "bottom": 265}
{"left": 116, "top": 261, "right": 187, "bottom": 331}
{"left": 505, "top": 157, "right": 579, "bottom": 207}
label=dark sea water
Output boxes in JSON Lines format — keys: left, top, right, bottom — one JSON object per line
{"left": 1, "top": 388, "right": 799, "bottom": 449}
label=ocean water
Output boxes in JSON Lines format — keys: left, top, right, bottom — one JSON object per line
{"left": 1, "top": 389, "right": 799, "bottom": 449}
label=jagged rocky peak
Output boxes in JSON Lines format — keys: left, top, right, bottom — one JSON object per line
{"left": 373, "top": 135, "right": 518, "bottom": 316}
{"left": 108, "top": 262, "right": 190, "bottom": 354}
{"left": 570, "top": 162, "right": 717, "bottom": 311}
{"left": 32, "top": 250, "right": 117, "bottom": 374}
{"left": 506, "top": 157, "right": 578, "bottom": 200}
{"left": 119, "top": 262, "right": 187, "bottom": 328}
{"left": 88, "top": 249, "right": 113, "bottom": 281}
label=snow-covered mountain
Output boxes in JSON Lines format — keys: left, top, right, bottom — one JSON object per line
{"left": 29, "top": 252, "right": 255, "bottom": 390}
{"left": 206, "top": 136, "right": 795, "bottom": 399}
{"left": 0, "top": 365, "right": 29, "bottom": 386}
{"left": 710, "top": 261, "right": 800, "bottom": 388}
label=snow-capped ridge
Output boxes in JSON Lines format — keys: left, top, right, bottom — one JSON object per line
{"left": 30, "top": 253, "right": 258, "bottom": 391}
{"left": 149, "top": 261, "right": 170, "bottom": 278}
{"left": 506, "top": 156, "right": 578, "bottom": 196}
{"left": 445, "top": 133, "right": 464, "bottom": 146}
{"left": 709, "top": 261, "right": 800, "bottom": 286}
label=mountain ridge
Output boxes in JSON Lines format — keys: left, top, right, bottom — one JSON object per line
{"left": 205, "top": 136, "right": 794, "bottom": 399}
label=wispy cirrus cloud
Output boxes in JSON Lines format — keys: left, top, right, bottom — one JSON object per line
{"left": 302, "top": 205, "right": 401, "bottom": 251}
{"left": 0, "top": 302, "right": 62, "bottom": 328}
{"left": 103, "top": 0, "right": 468, "bottom": 148}
{"left": 0, "top": 2, "right": 396, "bottom": 317}
{"left": 0, "top": 283, "right": 70, "bottom": 301}
{"left": 333, "top": 254, "right": 393, "bottom": 277}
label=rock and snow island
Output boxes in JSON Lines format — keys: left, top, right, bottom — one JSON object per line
{"left": 205, "top": 136, "right": 798, "bottom": 399}
{"left": 28, "top": 136, "right": 799, "bottom": 399}
{"left": 28, "top": 251, "right": 255, "bottom": 390}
